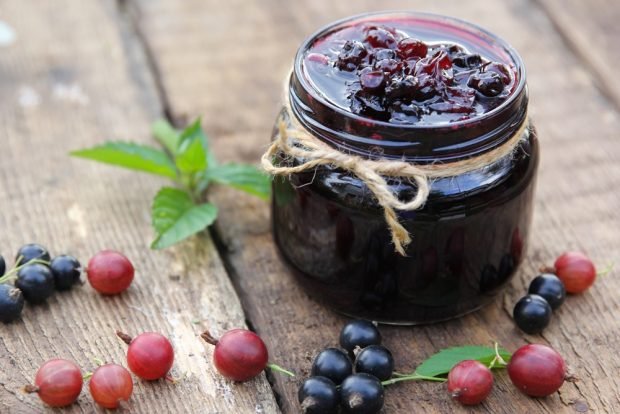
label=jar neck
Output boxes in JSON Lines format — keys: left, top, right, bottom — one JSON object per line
{"left": 289, "top": 74, "right": 528, "bottom": 163}
{"left": 288, "top": 11, "right": 528, "bottom": 164}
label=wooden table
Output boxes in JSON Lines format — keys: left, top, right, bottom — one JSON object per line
{"left": 1, "top": 0, "right": 618, "bottom": 412}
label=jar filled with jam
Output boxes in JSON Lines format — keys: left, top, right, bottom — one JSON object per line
{"left": 268, "top": 12, "right": 538, "bottom": 324}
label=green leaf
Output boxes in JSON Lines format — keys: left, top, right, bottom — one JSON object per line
{"left": 152, "top": 119, "right": 180, "bottom": 154}
{"left": 175, "top": 119, "right": 208, "bottom": 174}
{"left": 151, "top": 187, "right": 218, "bottom": 249}
{"left": 415, "top": 346, "right": 512, "bottom": 378}
{"left": 70, "top": 141, "right": 177, "bottom": 179}
{"left": 205, "top": 163, "right": 271, "bottom": 199}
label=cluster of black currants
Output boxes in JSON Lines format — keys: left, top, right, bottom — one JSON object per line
{"left": 512, "top": 273, "right": 566, "bottom": 334}
{"left": 298, "top": 320, "right": 393, "bottom": 414}
{"left": 0, "top": 244, "right": 81, "bottom": 323}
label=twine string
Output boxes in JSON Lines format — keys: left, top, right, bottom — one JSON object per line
{"left": 262, "top": 95, "right": 529, "bottom": 256}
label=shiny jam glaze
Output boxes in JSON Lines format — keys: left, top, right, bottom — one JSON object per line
{"left": 303, "top": 19, "right": 517, "bottom": 125}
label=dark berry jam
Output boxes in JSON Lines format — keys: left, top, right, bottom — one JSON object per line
{"left": 303, "top": 18, "right": 517, "bottom": 125}
{"left": 272, "top": 12, "right": 537, "bottom": 324}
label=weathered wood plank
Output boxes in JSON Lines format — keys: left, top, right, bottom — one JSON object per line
{"left": 133, "top": 0, "right": 620, "bottom": 412}
{"left": 536, "top": 0, "right": 620, "bottom": 110}
{"left": 0, "top": 1, "right": 279, "bottom": 413}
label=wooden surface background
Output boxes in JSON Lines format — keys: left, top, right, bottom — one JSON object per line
{"left": 0, "top": 0, "right": 619, "bottom": 413}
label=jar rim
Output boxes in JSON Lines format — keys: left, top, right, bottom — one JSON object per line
{"left": 292, "top": 10, "right": 527, "bottom": 133}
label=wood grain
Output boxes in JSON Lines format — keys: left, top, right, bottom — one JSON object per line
{"left": 132, "top": 0, "right": 620, "bottom": 413}
{"left": 0, "top": 1, "right": 279, "bottom": 413}
{"left": 536, "top": 0, "right": 620, "bottom": 111}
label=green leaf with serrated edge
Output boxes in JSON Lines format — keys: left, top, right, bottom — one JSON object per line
{"left": 205, "top": 163, "right": 271, "bottom": 199}
{"left": 151, "top": 187, "right": 218, "bottom": 249}
{"left": 175, "top": 119, "right": 208, "bottom": 174}
{"left": 152, "top": 119, "right": 180, "bottom": 155}
{"left": 70, "top": 142, "right": 177, "bottom": 179}
{"left": 414, "top": 346, "right": 512, "bottom": 378}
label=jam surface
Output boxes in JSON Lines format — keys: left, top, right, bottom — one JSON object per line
{"left": 303, "top": 19, "right": 517, "bottom": 125}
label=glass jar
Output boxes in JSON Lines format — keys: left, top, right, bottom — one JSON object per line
{"left": 270, "top": 12, "right": 538, "bottom": 324}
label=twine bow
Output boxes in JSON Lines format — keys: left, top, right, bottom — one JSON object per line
{"left": 262, "top": 97, "right": 529, "bottom": 256}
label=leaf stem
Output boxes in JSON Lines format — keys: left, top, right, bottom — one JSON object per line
{"left": 381, "top": 373, "right": 447, "bottom": 386}
{"left": 267, "top": 363, "right": 295, "bottom": 377}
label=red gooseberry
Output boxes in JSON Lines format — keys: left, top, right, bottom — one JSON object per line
{"left": 201, "top": 328, "right": 268, "bottom": 382}
{"left": 86, "top": 250, "right": 134, "bottom": 295}
{"left": 117, "top": 331, "right": 174, "bottom": 380}
{"left": 554, "top": 251, "right": 596, "bottom": 294}
{"left": 447, "top": 360, "right": 493, "bottom": 405}
{"left": 507, "top": 344, "right": 566, "bottom": 397}
{"left": 89, "top": 363, "right": 133, "bottom": 409}
{"left": 26, "top": 359, "right": 83, "bottom": 407}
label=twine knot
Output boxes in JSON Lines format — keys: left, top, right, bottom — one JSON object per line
{"left": 262, "top": 94, "right": 529, "bottom": 256}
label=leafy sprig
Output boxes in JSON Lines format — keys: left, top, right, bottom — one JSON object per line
{"left": 71, "top": 118, "right": 270, "bottom": 249}
{"left": 383, "top": 343, "right": 511, "bottom": 386}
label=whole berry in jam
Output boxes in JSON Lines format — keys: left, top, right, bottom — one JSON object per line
{"left": 311, "top": 348, "right": 353, "bottom": 385}
{"left": 15, "top": 244, "right": 51, "bottom": 266}
{"left": 528, "top": 274, "right": 566, "bottom": 310}
{"left": 447, "top": 360, "right": 493, "bottom": 405}
{"left": 0, "top": 284, "right": 24, "bottom": 323}
{"left": 353, "top": 345, "right": 394, "bottom": 381}
{"left": 554, "top": 251, "right": 596, "bottom": 294}
{"left": 397, "top": 38, "right": 427, "bottom": 59}
{"left": 25, "top": 359, "right": 83, "bottom": 407}
{"left": 340, "top": 320, "right": 382, "bottom": 356}
{"left": 89, "top": 363, "right": 133, "bottom": 409}
{"left": 117, "top": 331, "right": 174, "bottom": 380}
{"left": 468, "top": 71, "right": 505, "bottom": 97}
{"left": 364, "top": 26, "right": 397, "bottom": 49}
{"left": 86, "top": 250, "right": 134, "bottom": 295}
{"left": 336, "top": 41, "right": 368, "bottom": 71}
{"left": 16, "top": 264, "right": 55, "bottom": 304}
{"left": 201, "top": 328, "right": 268, "bottom": 382}
{"left": 298, "top": 376, "right": 339, "bottom": 414}
{"left": 340, "top": 373, "right": 384, "bottom": 414}
{"left": 359, "top": 70, "right": 386, "bottom": 92}
{"left": 0, "top": 255, "right": 5, "bottom": 276}
{"left": 508, "top": 344, "right": 566, "bottom": 397}
{"left": 50, "top": 255, "right": 81, "bottom": 291}
{"left": 513, "top": 294, "right": 552, "bottom": 334}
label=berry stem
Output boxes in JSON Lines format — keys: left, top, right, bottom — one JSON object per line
{"left": 116, "top": 330, "right": 133, "bottom": 345}
{"left": 266, "top": 363, "right": 295, "bottom": 377}
{"left": 83, "top": 372, "right": 93, "bottom": 381}
{"left": 23, "top": 385, "right": 39, "bottom": 394}
{"left": 200, "top": 330, "right": 219, "bottom": 346}
{"left": 597, "top": 262, "right": 614, "bottom": 277}
{"left": 0, "top": 258, "right": 50, "bottom": 284}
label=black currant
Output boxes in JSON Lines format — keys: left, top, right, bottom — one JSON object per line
{"left": 0, "top": 255, "right": 5, "bottom": 276}
{"left": 340, "top": 320, "right": 382, "bottom": 356}
{"left": 15, "top": 244, "right": 51, "bottom": 266}
{"left": 298, "top": 376, "right": 339, "bottom": 414}
{"left": 528, "top": 273, "right": 566, "bottom": 310}
{"left": 311, "top": 348, "right": 352, "bottom": 385}
{"left": 337, "top": 40, "right": 368, "bottom": 71}
{"left": 468, "top": 71, "right": 504, "bottom": 97}
{"left": 354, "top": 345, "right": 394, "bottom": 381}
{"left": 513, "top": 294, "right": 552, "bottom": 334}
{"left": 15, "top": 264, "right": 55, "bottom": 304}
{"left": 50, "top": 255, "right": 81, "bottom": 291}
{"left": 0, "top": 284, "right": 24, "bottom": 323}
{"left": 340, "top": 373, "right": 384, "bottom": 414}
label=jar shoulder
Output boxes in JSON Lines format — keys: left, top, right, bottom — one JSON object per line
{"left": 286, "top": 127, "right": 539, "bottom": 212}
